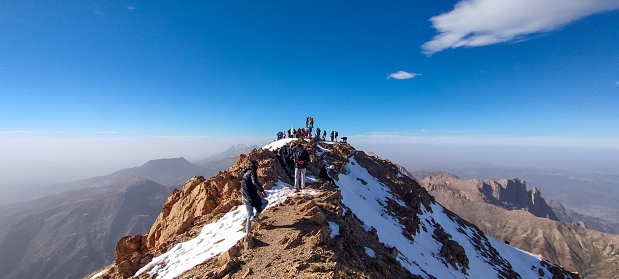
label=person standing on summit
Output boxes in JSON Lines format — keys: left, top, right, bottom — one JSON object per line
{"left": 241, "top": 161, "right": 267, "bottom": 235}
{"left": 293, "top": 143, "right": 310, "bottom": 192}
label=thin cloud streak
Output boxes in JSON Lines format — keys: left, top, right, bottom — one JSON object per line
{"left": 422, "top": 0, "right": 619, "bottom": 55}
{"left": 387, "top": 71, "right": 421, "bottom": 80}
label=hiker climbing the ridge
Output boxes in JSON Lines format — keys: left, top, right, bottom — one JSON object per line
{"left": 293, "top": 143, "right": 310, "bottom": 192}
{"left": 335, "top": 131, "right": 339, "bottom": 142}
{"left": 316, "top": 128, "right": 321, "bottom": 139}
{"left": 241, "top": 161, "right": 267, "bottom": 235}
{"left": 319, "top": 164, "right": 338, "bottom": 189}
{"left": 277, "top": 144, "right": 293, "bottom": 179}
{"left": 323, "top": 130, "right": 326, "bottom": 140}
{"left": 330, "top": 131, "right": 335, "bottom": 142}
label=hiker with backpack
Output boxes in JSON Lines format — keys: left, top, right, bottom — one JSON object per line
{"left": 330, "top": 131, "right": 334, "bottom": 142}
{"left": 277, "top": 145, "right": 293, "bottom": 178}
{"left": 293, "top": 143, "right": 310, "bottom": 192}
{"left": 335, "top": 131, "right": 339, "bottom": 142}
{"left": 241, "top": 161, "right": 267, "bottom": 234}
{"left": 319, "top": 164, "right": 338, "bottom": 189}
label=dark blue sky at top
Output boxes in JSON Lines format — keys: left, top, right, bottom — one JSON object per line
{"left": 1, "top": 0, "right": 618, "bottom": 138}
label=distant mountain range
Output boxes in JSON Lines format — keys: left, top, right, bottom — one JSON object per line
{"left": 0, "top": 144, "right": 257, "bottom": 279}
{"left": 0, "top": 144, "right": 259, "bottom": 207}
{"left": 419, "top": 173, "right": 619, "bottom": 279}
{"left": 436, "top": 167, "right": 619, "bottom": 224}
{"left": 0, "top": 178, "right": 171, "bottom": 279}
{"left": 410, "top": 170, "right": 619, "bottom": 234}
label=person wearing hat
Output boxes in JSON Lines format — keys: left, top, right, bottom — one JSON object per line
{"left": 241, "top": 160, "right": 267, "bottom": 234}
{"left": 293, "top": 143, "right": 310, "bottom": 192}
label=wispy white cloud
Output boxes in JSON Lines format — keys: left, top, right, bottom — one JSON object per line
{"left": 387, "top": 71, "right": 421, "bottom": 80}
{"left": 422, "top": 0, "right": 619, "bottom": 55}
{"left": 126, "top": 6, "right": 137, "bottom": 10}
{"left": 615, "top": 81, "right": 619, "bottom": 85}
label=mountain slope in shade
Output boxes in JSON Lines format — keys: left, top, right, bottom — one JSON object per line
{"left": 419, "top": 174, "right": 619, "bottom": 279}
{"left": 0, "top": 178, "right": 171, "bottom": 279}
{"left": 55, "top": 157, "right": 201, "bottom": 190}
{"left": 89, "top": 139, "right": 577, "bottom": 279}
{"left": 547, "top": 199, "right": 619, "bottom": 234}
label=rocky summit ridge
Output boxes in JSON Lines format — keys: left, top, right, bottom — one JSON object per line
{"left": 88, "top": 138, "right": 578, "bottom": 279}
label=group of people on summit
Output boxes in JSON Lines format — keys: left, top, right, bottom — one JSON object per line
{"left": 240, "top": 116, "right": 340, "bottom": 235}
{"left": 276, "top": 116, "right": 341, "bottom": 142}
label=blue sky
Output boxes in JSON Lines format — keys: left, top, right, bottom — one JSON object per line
{"left": 1, "top": 1, "right": 619, "bottom": 185}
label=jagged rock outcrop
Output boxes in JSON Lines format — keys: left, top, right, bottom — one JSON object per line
{"left": 89, "top": 139, "right": 579, "bottom": 279}
{"left": 426, "top": 173, "right": 558, "bottom": 220}
{"left": 420, "top": 174, "right": 619, "bottom": 279}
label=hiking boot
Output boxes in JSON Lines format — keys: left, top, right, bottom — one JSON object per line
{"left": 251, "top": 216, "right": 262, "bottom": 224}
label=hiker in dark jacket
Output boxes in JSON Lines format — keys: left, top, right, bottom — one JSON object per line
{"left": 319, "top": 165, "right": 338, "bottom": 188}
{"left": 241, "top": 161, "right": 267, "bottom": 234}
{"left": 293, "top": 143, "right": 310, "bottom": 191}
{"left": 277, "top": 145, "right": 293, "bottom": 178}
{"left": 330, "top": 131, "right": 334, "bottom": 141}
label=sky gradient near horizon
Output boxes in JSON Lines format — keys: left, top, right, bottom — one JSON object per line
{"left": 2, "top": 1, "right": 619, "bottom": 184}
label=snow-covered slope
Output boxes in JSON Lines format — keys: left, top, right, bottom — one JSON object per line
{"left": 90, "top": 139, "right": 578, "bottom": 279}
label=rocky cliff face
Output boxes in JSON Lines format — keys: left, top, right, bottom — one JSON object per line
{"left": 88, "top": 139, "right": 579, "bottom": 279}
{"left": 427, "top": 173, "right": 558, "bottom": 220}
{"left": 420, "top": 174, "right": 619, "bottom": 279}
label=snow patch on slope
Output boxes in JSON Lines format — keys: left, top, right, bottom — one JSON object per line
{"left": 336, "top": 155, "right": 574, "bottom": 279}
{"left": 132, "top": 181, "right": 318, "bottom": 279}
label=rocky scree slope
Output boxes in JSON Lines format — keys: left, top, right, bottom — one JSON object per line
{"left": 420, "top": 173, "right": 619, "bottom": 279}
{"left": 89, "top": 139, "right": 579, "bottom": 279}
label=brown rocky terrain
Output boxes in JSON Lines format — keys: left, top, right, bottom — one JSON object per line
{"left": 420, "top": 173, "right": 619, "bottom": 279}
{"left": 87, "top": 139, "right": 579, "bottom": 279}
